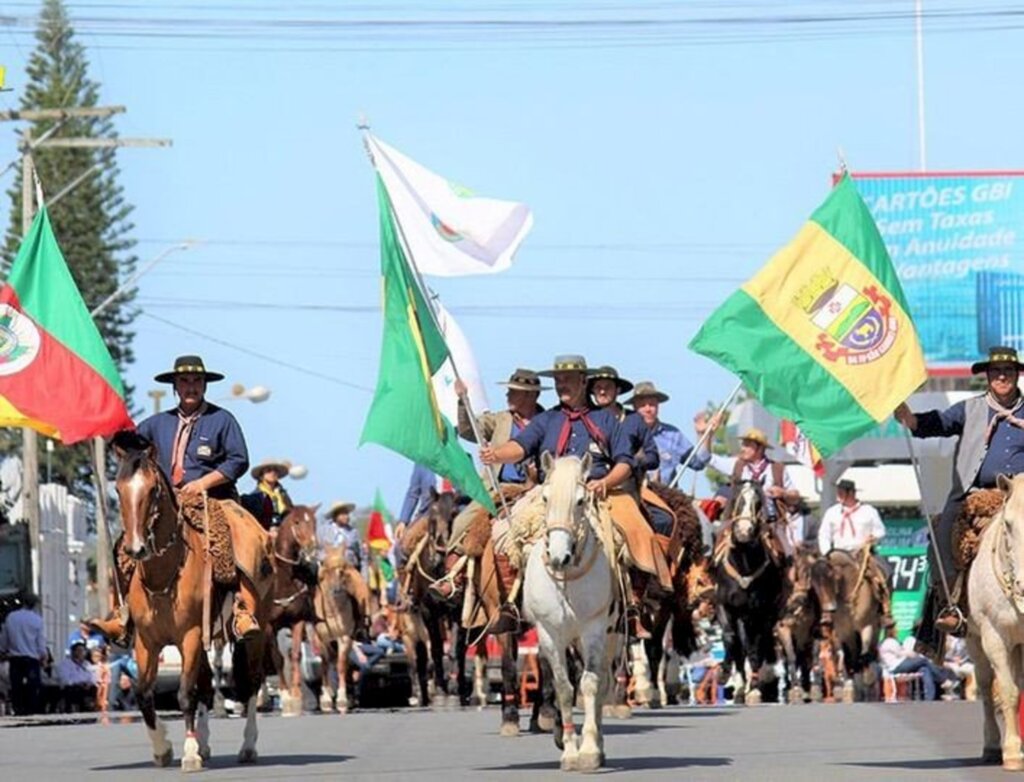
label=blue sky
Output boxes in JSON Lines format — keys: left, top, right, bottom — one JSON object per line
{"left": 2, "top": 1, "right": 1023, "bottom": 513}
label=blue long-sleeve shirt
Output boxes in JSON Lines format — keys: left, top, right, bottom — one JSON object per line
{"left": 651, "top": 420, "right": 708, "bottom": 484}
{"left": 618, "top": 409, "right": 659, "bottom": 473}
{"left": 914, "top": 401, "right": 1024, "bottom": 488}
{"left": 513, "top": 406, "right": 634, "bottom": 481}
{"left": 399, "top": 464, "right": 436, "bottom": 523}
{"left": 137, "top": 404, "right": 249, "bottom": 500}
{"left": 0, "top": 608, "right": 46, "bottom": 659}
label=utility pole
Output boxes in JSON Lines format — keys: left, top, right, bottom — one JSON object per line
{"left": 1, "top": 106, "right": 170, "bottom": 599}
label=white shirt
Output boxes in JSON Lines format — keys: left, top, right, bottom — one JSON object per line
{"left": 817, "top": 501, "right": 886, "bottom": 553}
{"left": 879, "top": 637, "right": 908, "bottom": 673}
{"left": 776, "top": 510, "right": 806, "bottom": 558}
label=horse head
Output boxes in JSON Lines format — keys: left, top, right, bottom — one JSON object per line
{"left": 280, "top": 504, "right": 320, "bottom": 568}
{"left": 319, "top": 546, "right": 352, "bottom": 600}
{"left": 427, "top": 489, "right": 456, "bottom": 548}
{"left": 111, "top": 430, "right": 173, "bottom": 561}
{"left": 729, "top": 480, "right": 765, "bottom": 544}
{"left": 539, "top": 452, "right": 592, "bottom": 572}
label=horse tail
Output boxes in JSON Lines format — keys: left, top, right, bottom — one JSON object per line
{"left": 232, "top": 635, "right": 265, "bottom": 705}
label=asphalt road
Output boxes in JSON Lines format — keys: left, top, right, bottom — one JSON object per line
{"left": 0, "top": 700, "right": 1008, "bottom": 781}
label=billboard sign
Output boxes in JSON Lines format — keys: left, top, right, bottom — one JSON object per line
{"left": 850, "top": 172, "right": 1024, "bottom": 368}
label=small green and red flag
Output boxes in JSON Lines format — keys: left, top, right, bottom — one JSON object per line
{"left": 366, "top": 488, "right": 392, "bottom": 553}
{"left": 0, "top": 206, "right": 133, "bottom": 442}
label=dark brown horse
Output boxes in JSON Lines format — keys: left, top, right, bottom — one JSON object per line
{"left": 112, "top": 431, "right": 269, "bottom": 771}
{"left": 265, "top": 504, "right": 320, "bottom": 715}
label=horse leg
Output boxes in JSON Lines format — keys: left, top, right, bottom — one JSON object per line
{"left": 234, "top": 637, "right": 264, "bottom": 763}
{"left": 472, "top": 641, "right": 488, "bottom": 707}
{"left": 537, "top": 625, "right": 578, "bottom": 771}
{"left": 135, "top": 640, "right": 172, "bottom": 767}
{"left": 454, "top": 624, "right": 472, "bottom": 707}
{"left": 535, "top": 655, "right": 557, "bottom": 732}
{"left": 428, "top": 613, "right": 448, "bottom": 697}
{"left": 979, "top": 624, "right": 1022, "bottom": 769}
{"left": 336, "top": 636, "right": 351, "bottom": 713}
{"left": 498, "top": 632, "right": 520, "bottom": 736}
{"left": 967, "top": 633, "right": 1001, "bottom": 763}
{"left": 577, "top": 623, "right": 609, "bottom": 771}
{"left": 289, "top": 621, "right": 306, "bottom": 713}
{"left": 644, "top": 621, "right": 666, "bottom": 709}
{"left": 178, "top": 629, "right": 206, "bottom": 773}
{"left": 415, "top": 639, "right": 431, "bottom": 707}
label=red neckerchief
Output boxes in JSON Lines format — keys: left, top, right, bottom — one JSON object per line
{"left": 555, "top": 405, "right": 607, "bottom": 456}
{"left": 746, "top": 457, "right": 770, "bottom": 483}
{"left": 839, "top": 502, "right": 861, "bottom": 538}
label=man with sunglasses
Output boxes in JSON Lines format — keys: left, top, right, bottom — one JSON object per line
{"left": 895, "top": 346, "right": 1024, "bottom": 647}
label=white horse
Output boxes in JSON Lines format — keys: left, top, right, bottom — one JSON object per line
{"left": 967, "top": 474, "right": 1024, "bottom": 770}
{"left": 523, "top": 453, "right": 618, "bottom": 773}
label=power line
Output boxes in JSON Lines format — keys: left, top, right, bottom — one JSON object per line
{"left": 141, "top": 311, "right": 376, "bottom": 392}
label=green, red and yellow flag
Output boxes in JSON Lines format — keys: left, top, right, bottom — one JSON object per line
{"left": 0, "top": 206, "right": 133, "bottom": 443}
{"left": 689, "top": 173, "right": 926, "bottom": 456}
{"left": 366, "top": 488, "right": 392, "bottom": 553}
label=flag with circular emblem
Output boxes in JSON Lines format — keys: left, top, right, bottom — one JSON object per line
{"left": 689, "top": 173, "right": 927, "bottom": 457}
{"left": 0, "top": 206, "right": 133, "bottom": 443}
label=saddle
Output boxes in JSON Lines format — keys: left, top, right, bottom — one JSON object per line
{"left": 953, "top": 489, "right": 1005, "bottom": 570}
{"left": 178, "top": 494, "right": 274, "bottom": 595}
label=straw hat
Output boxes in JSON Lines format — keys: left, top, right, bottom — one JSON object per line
{"left": 625, "top": 380, "right": 669, "bottom": 406}
{"left": 250, "top": 459, "right": 290, "bottom": 481}
{"left": 739, "top": 428, "right": 771, "bottom": 449}
{"left": 497, "top": 368, "right": 550, "bottom": 392}
{"left": 325, "top": 500, "right": 356, "bottom": 519}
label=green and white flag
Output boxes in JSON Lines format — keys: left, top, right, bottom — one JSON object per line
{"left": 360, "top": 176, "right": 495, "bottom": 512}
{"left": 365, "top": 133, "right": 533, "bottom": 277}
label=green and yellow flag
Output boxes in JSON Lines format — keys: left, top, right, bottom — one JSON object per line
{"left": 360, "top": 176, "right": 495, "bottom": 512}
{"left": 689, "top": 173, "right": 926, "bottom": 456}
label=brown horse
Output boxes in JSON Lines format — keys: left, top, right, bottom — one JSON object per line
{"left": 265, "top": 504, "right": 320, "bottom": 715}
{"left": 314, "top": 546, "right": 367, "bottom": 713}
{"left": 111, "top": 431, "right": 269, "bottom": 771}
{"left": 776, "top": 546, "right": 824, "bottom": 704}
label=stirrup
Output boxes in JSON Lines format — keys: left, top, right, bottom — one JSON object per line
{"left": 233, "top": 613, "right": 261, "bottom": 641}
{"left": 490, "top": 603, "right": 521, "bottom": 635}
{"left": 935, "top": 605, "right": 967, "bottom": 637}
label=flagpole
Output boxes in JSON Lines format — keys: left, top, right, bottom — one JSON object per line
{"left": 668, "top": 380, "right": 743, "bottom": 490}
{"left": 360, "top": 125, "right": 511, "bottom": 517}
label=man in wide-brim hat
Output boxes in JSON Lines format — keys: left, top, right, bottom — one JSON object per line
{"left": 249, "top": 459, "right": 294, "bottom": 527}
{"left": 322, "top": 501, "right": 361, "bottom": 569}
{"left": 91, "top": 354, "right": 270, "bottom": 645}
{"left": 896, "top": 345, "right": 1024, "bottom": 646}
{"left": 433, "top": 368, "right": 548, "bottom": 602}
{"left": 628, "top": 380, "right": 710, "bottom": 487}
{"left": 481, "top": 354, "right": 675, "bottom": 632}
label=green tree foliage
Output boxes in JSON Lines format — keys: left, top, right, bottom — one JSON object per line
{"left": 2, "top": 0, "right": 137, "bottom": 498}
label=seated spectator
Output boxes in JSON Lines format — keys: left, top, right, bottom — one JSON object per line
{"left": 349, "top": 639, "right": 386, "bottom": 705}
{"left": 376, "top": 612, "right": 406, "bottom": 657}
{"left": 879, "top": 625, "right": 955, "bottom": 701}
{"left": 66, "top": 621, "right": 106, "bottom": 658}
{"left": 106, "top": 650, "right": 138, "bottom": 711}
{"left": 944, "top": 636, "right": 975, "bottom": 701}
{"left": 56, "top": 640, "right": 97, "bottom": 712}
{"left": 686, "top": 618, "right": 721, "bottom": 705}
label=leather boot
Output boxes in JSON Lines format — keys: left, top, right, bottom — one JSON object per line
{"left": 491, "top": 553, "right": 520, "bottom": 634}
{"left": 233, "top": 574, "right": 261, "bottom": 640}
{"left": 88, "top": 607, "right": 133, "bottom": 648}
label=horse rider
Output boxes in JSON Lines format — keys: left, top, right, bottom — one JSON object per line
{"left": 895, "top": 345, "right": 1024, "bottom": 646}
{"left": 696, "top": 419, "right": 799, "bottom": 524}
{"left": 629, "top": 381, "right": 710, "bottom": 486}
{"left": 321, "top": 501, "right": 362, "bottom": 570}
{"left": 432, "top": 368, "right": 548, "bottom": 600}
{"left": 92, "top": 355, "right": 268, "bottom": 642}
{"left": 397, "top": 463, "right": 438, "bottom": 541}
{"left": 250, "top": 459, "right": 294, "bottom": 529}
{"left": 816, "top": 478, "right": 895, "bottom": 627}
{"left": 481, "top": 354, "right": 674, "bottom": 632}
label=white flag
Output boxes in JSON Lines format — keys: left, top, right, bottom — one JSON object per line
{"left": 367, "top": 133, "right": 533, "bottom": 277}
{"left": 431, "top": 297, "right": 490, "bottom": 428}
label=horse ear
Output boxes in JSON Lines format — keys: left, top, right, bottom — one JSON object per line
{"left": 310, "top": 502, "right": 321, "bottom": 515}
{"left": 998, "top": 473, "right": 1014, "bottom": 495}
{"left": 429, "top": 486, "right": 439, "bottom": 502}
{"left": 541, "top": 451, "right": 554, "bottom": 476}
{"left": 580, "top": 452, "right": 593, "bottom": 477}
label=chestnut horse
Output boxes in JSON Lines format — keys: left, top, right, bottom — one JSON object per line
{"left": 112, "top": 431, "right": 269, "bottom": 771}
{"left": 265, "top": 504, "right": 320, "bottom": 715}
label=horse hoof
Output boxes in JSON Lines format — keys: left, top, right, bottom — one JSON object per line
{"left": 981, "top": 748, "right": 1002, "bottom": 765}
{"left": 538, "top": 712, "right": 556, "bottom": 732}
{"left": 560, "top": 754, "right": 579, "bottom": 772}
{"left": 181, "top": 755, "right": 203, "bottom": 773}
{"left": 577, "top": 752, "right": 602, "bottom": 772}
{"left": 613, "top": 704, "right": 632, "bottom": 720}
{"left": 238, "top": 748, "right": 259, "bottom": 765}
{"left": 1003, "top": 757, "right": 1024, "bottom": 772}
{"left": 153, "top": 748, "right": 173, "bottom": 768}
{"left": 746, "top": 691, "right": 762, "bottom": 706}
{"left": 199, "top": 745, "right": 212, "bottom": 762}
{"left": 500, "top": 721, "right": 520, "bottom": 738}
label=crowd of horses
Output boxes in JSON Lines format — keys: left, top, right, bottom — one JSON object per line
{"left": 106, "top": 433, "right": 1024, "bottom": 773}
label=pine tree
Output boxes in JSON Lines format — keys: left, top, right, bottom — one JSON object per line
{"left": 2, "top": 0, "right": 137, "bottom": 497}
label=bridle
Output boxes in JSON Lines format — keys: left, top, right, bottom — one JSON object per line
{"left": 542, "top": 476, "right": 599, "bottom": 582}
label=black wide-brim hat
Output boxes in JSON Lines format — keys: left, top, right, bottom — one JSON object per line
{"left": 154, "top": 355, "right": 226, "bottom": 384}
{"left": 971, "top": 346, "right": 1024, "bottom": 375}
{"left": 587, "top": 365, "right": 634, "bottom": 395}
